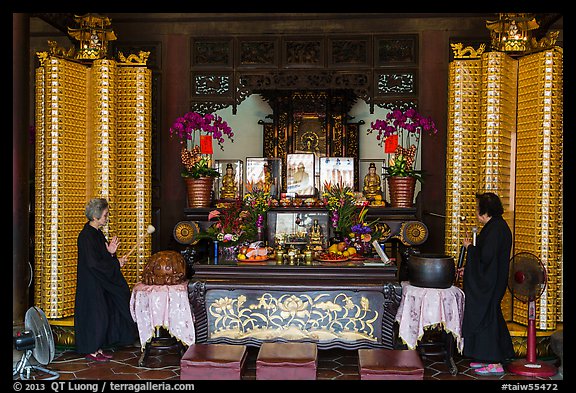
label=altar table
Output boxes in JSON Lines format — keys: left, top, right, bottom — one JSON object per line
{"left": 395, "top": 281, "right": 465, "bottom": 375}
{"left": 130, "top": 281, "right": 195, "bottom": 365}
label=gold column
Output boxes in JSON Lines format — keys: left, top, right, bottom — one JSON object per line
{"left": 444, "top": 59, "right": 482, "bottom": 260}
{"left": 515, "top": 48, "right": 563, "bottom": 329}
{"left": 115, "top": 66, "right": 152, "bottom": 286}
{"left": 89, "top": 60, "right": 117, "bottom": 237}
{"left": 478, "top": 52, "right": 516, "bottom": 224}
{"left": 34, "top": 57, "right": 88, "bottom": 319}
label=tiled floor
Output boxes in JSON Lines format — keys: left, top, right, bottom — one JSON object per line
{"left": 15, "top": 341, "right": 562, "bottom": 382}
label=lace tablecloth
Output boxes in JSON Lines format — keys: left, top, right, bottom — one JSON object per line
{"left": 130, "top": 281, "right": 195, "bottom": 349}
{"left": 395, "top": 281, "right": 465, "bottom": 353}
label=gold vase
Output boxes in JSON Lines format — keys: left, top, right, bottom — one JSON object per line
{"left": 185, "top": 177, "right": 214, "bottom": 208}
{"left": 387, "top": 176, "right": 416, "bottom": 208}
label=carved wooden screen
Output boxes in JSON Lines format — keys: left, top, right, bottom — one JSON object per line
{"left": 261, "top": 90, "right": 360, "bottom": 191}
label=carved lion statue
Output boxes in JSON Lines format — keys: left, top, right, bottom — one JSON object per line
{"left": 141, "top": 250, "right": 187, "bottom": 285}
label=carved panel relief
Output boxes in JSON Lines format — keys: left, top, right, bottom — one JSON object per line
{"left": 375, "top": 35, "right": 419, "bottom": 65}
{"left": 238, "top": 39, "right": 278, "bottom": 67}
{"left": 283, "top": 38, "right": 324, "bottom": 68}
{"left": 329, "top": 37, "right": 370, "bottom": 67}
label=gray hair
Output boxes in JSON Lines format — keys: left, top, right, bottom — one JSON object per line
{"left": 85, "top": 198, "right": 109, "bottom": 221}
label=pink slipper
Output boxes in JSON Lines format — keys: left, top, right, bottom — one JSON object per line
{"left": 85, "top": 353, "right": 109, "bottom": 362}
{"left": 474, "top": 363, "right": 505, "bottom": 376}
{"left": 98, "top": 350, "right": 113, "bottom": 359}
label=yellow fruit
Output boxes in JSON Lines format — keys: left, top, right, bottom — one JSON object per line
{"left": 237, "top": 254, "right": 246, "bottom": 260}
{"left": 328, "top": 244, "right": 339, "bottom": 253}
{"left": 347, "top": 247, "right": 356, "bottom": 255}
{"left": 342, "top": 251, "right": 350, "bottom": 257}
{"left": 337, "top": 251, "right": 343, "bottom": 255}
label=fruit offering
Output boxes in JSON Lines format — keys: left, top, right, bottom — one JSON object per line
{"left": 237, "top": 241, "right": 273, "bottom": 261}
{"left": 315, "top": 251, "right": 349, "bottom": 261}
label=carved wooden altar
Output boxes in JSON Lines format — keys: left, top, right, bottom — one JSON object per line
{"left": 187, "top": 263, "right": 402, "bottom": 350}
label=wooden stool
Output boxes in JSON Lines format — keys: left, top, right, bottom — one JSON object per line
{"left": 358, "top": 348, "right": 424, "bottom": 380}
{"left": 180, "top": 343, "right": 247, "bottom": 380}
{"left": 256, "top": 342, "right": 318, "bottom": 380}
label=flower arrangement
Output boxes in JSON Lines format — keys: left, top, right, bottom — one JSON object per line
{"left": 349, "top": 205, "right": 373, "bottom": 242}
{"left": 322, "top": 181, "right": 357, "bottom": 235}
{"left": 203, "top": 199, "right": 250, "bottom": 245}
{"left": 367, "top": 108, "right": 438, "bottom": 182}
{"left": 242, "top": 181, "right": 272, "bottom": 240}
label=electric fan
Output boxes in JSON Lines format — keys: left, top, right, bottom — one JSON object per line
{"left": 13, "top": 306, "right": 60, "bottom": 380}
{"left": 507, "top": 252, "right": 557, "bottom": 377}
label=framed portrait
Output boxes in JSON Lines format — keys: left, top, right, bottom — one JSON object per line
{"left": 286, "top": 153, "right": 315, "bottom": 197}
{"left": 214, "top": 160, "right": 243, "bottom": 200}
{"left": 245, "top": 157, "right": 282, "bottom": 199}
{"left": 319, "top": 157, "right": 354, "bottom": 192}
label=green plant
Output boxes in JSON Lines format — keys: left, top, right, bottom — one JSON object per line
{"left": 385, "top": 154, "right": 423, "bottom": 183}
{"left": 180, "top": 146, "right": 220, "bottom": 178}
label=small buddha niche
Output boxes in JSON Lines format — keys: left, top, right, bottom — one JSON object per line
{"left": 363, "top": 162, "right": 382, "bottom": 200}
{"left": 220, "top": 163, "right": 238, "bottom": 200}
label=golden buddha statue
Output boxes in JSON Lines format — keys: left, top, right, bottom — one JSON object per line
{"left": 220, "top": 163, "right": 238, "bottom": 200}
{"left": 363, "top": 162, "right": 382, "bottom": 200}
{"left": 309, "top": 219, "right": 323, "bottom": 248}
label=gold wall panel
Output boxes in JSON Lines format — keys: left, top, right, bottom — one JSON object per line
{"left": 34, "top": 55, "right": 152, "bottom": 319}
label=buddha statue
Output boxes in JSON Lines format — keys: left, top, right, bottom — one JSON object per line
{"left": 309, "top": 219, "right": 323, "bottom": 248}
{"left": 363, "top": 162, "right": 382, "bottom": 200}
{"left": 220, "top": 163, "right": 238, "bottom": 200}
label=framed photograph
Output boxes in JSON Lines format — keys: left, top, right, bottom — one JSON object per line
{"left": 214, "top": 160, "right": 243, "bottom": 200}
{"left": 286, "top": 153, "right": 315, "bottom": 197}
{"left": 245, "top": 157, "right": 282, "bottom": 199}
{"left": 319, "top": 157, "right": 354, "bottom": 192}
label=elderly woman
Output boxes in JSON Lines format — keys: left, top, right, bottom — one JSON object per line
{"left": 458, "top": 192, "right": 515, "bottom": 376}
{"left": 74, "top": 198, "right": 136, "bottom": 362}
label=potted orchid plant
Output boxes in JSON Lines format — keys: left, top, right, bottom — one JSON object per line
{"left": 170, "top": 112, "right": 235, "bottom": 207}
{"left": 367, "top": 108, "right": 438, "bottom": 207}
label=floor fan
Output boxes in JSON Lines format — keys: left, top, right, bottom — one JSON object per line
{"left": 507, "top": 252, "right": 557, "bottom": 377}
{"left": 13, "top": 306, "right": 60, "bottom": 380}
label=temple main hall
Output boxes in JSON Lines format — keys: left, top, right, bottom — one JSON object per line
{"left": 12, "top": 13, "right": 565, "bottom": 383}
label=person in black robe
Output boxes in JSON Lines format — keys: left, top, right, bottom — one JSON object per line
{"left": 457, "top": 192, "right": 515, "bottom": 376}
{"left": 74, "top": 198, "right": 137, "bottom": 362}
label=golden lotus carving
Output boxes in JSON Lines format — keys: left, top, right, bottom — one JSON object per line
{"left": 207, "top": 291, "right": 380, "bottom": 341}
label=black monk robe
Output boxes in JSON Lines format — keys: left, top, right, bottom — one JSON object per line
{"left": 462, "top": 215, "right": 515, "bottom": 363}
{"left": 74, "top": 222, "right": 136, "bottom": 355}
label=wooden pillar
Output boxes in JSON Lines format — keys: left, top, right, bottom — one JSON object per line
{"left": 13, "top": 13, "right": 30, "bottom": 327}
{"left": 160, "top": 35, "right": 189, "bottom": 250}
{"left": 420, "top": 30, "right": 449, "bottom": 254}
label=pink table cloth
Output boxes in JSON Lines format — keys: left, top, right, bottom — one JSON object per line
{"left": 130, "top": 281, "right": 195, "bottom": 349}
{"left": 395, "top": 281, "right": 465, "bottom": 353}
